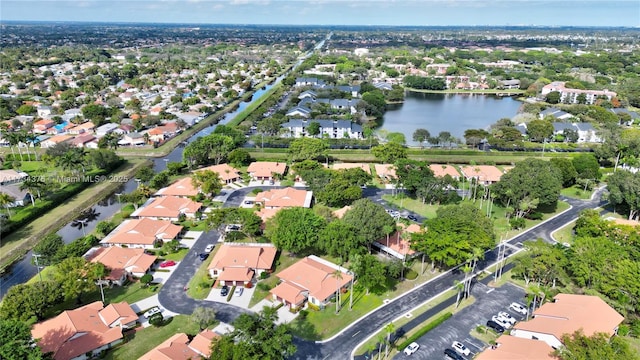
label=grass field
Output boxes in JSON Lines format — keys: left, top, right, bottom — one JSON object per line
{"left": 0, "top": 158, "right": 150, "bottom": 272}
{"left": 551, "top": 220, "right": 576, "bottom": 244}
{"left": 560, "top": 185, "right": 594, "bottom": 200}
{"left": 104, "top": 315, "right": 201, "bottom": 360}
{"left": 187, "top": 246, "right": 217, "bottom": 300}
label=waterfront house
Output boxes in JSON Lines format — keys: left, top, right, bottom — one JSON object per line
{"left": 196, "top": 163, "right": 242, "bottom": 184}
{"left": 280, "top": 119, "right": 363, "bottom": 139}
{"left": 130, "top": 196, "right": 202, "bottom": 221}
{"left": 87, "top": 246, "right": 157, "bottom": 285}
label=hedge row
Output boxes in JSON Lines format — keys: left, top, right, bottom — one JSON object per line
{"left": 396, "top": 312, "right": 453, "bottom": 350}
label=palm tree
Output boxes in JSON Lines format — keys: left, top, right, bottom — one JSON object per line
{"left": 462, "top": 263, "right": 472, "bottom": 299}
{"left": 348, "top": 268, "right": 355, "bottom": 311}
{"left": 454, "top": 280, "right": 465, "bottom": 308}
{"left": 334, "top": 269, "right": 343, "bottom": 314}
{"left": 384, "top": 322, "right": 395, "bottom": 358}
{"left": 25, "top": 133, "right": 40, "bottom": 161}
{"left": 19, "top": 177, "right": 44, "bottom": 206}
{"left": 143, "top": 132, "right": 150, "bottom": 145}
{"left": 383, "top": 224, "right": 394, "bottom": 250}
{"left": 0, "top": 193, "right": 16, "bottom": 217}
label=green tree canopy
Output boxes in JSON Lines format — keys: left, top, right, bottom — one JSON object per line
{"left": 411, "top": 203, "right": 495, "bottom": 268}
{"left": 0, "top": 319, "right": 46, "bottom": 360}
{"left": 33, "top": 234, "right": 64, "bottom": 266}
{"left": 342, "top": 198, "right": 395, "bottom": 251}
{"left": 265, "top": 207, "right": 326, "bottom": 254}
{"left": 572, "top": 153, "right": 601, "bottom": 181}
{"left": 606, "top": 170, "right": 640, "bottom": 221}
{"left": 554, "top": 330, "right": 640, "bottom": 360}
{"left": 550, "top": 157, "right": 578, "bottom": 187}
{"left": 526, "top": 119, "right": 554, "bottom": 142}
{"left": 491, "top": 158, "right": 562, "bottom": 217}
{"left": 288, "top": 137, "right": 329, "bottom": 162}
{"left": 318, "top": 220, "right": 367, "bottom": 260}
{"left": 192, "top": 170, "right": 222, "bottom": 196}
{"left": 0, "top": 281, "right": 63, "bottom": 322}
{"left": 372, "top": 142, "right": 407, "bottom": 163}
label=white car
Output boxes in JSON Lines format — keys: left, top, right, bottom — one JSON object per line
{"left": 143, "top": 306, "right": 162, "bottom": 319}
{"left": 204, "top": 244, "right": 215, "bottom": 253}
{"left": 451, "top": 341, "right": 471, "bottom": 356}
{"left": 403, "top": 342, "right": 420, "bottom": 355}
{"left": 492, "top": 315, "right": 512, "bottom": 329}
{"left": 509, "top": 302, "right": 528, "bottom": 315}
{"left": 497, "top": 311, "right": 517, "bottom": 325}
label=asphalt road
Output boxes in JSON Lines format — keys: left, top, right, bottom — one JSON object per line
{"left": 155, "top": 185, "right": 606, "bottom": 360}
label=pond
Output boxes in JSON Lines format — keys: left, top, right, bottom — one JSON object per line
{"left": 379, "top": 91, "right": 523, "bottom": 146}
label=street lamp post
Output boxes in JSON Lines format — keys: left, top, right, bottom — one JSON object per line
{"left": 115, "top": 193, "right": 122, "bottom": 205}
{"left": 32, "top": 253, "right": 43, "bottom": 282}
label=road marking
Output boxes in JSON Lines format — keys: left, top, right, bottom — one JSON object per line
{"left": 352, "top": 331, "right": 361, "bottom": 337}
{"left": 486, "top": 288, "right": 495, "bottom": 294}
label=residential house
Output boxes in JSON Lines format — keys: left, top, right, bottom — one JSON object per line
{"left": 374, "top": 223, "right": 421, "bottom": 260}
{"left": 101, "top": 218, "right": 183, "bottom": 249}
{"left": 147, "top": 122, "right": 179, "bottom": 142}
{"left": 246, "top": 161, "right": 287, "bottom": 181}
{"left": 254, "top": 187, "right": 313, "bottom": 209}
{"left": 331, "top": 163, "right": 371, "bottom": 174}
{"left": 610, "top": 108, "right": 639, "bottom": 125}
{"left": 373, "top": 82, "right": 394, "bottom": 91}
{"left": 336, "top": 85, "right": 361, "bottom": 98}
{"left": 475, "top": 335, "right": 556, "bottom": 360}
{"left": 297, "top": 90, "right": 317, "bottom": 100}
{"left": 0, "top": 169, "right": 28, "bottom": 185}
{"left": 33, "top": 118, "right": 55, "bottom": 132}
{"left": 118, "top": 132, "right": 145, "bottom": 146}
{"left": 95, "top": 123, "right": 120, "bottom": 137}
{"left": 139, "top": 330, "right": 219, "bottom": 360}
{"left": 87, "top": 247, "right": 157, "bottom": 285}
{"left": 155, "top": 177, "right": 200, "bottom": 197}
{"left": 429, "top": 164, "right": 461, "bottom": 179}
{"left": 280, "top": 119, "right": 363, "bottom": 139}
{"left": 459, "top": 165, "right": 505, "bottom": 185}
{"left": 574, "top": 122, "right": 601, "bottom": 143}
{"left": 285, "top": 106, "right": 312, "bottom": 118}
{"left": 539, "top": 107, "right": 573, "bottom": 120}
{"left": 196, "top": 163, "right": 242, "bottom": 184}
{"left": 70, "top": 134, "right": 96, "bottom": 148}
{"left": 295, "top": 77, "right": 326, "bottom": 87}
{"left": 36, "top": 105, "right": 52, "bottom": 118}
{"left": 374, "top": 164, "right": 397, "bottom": 181}
{"left": 40, "top": 134, "right": 73, "bottom": 149}
{"left": 68, "top": 121, "right": 95, "bottom": 135}
{"left": 208, "top": 243, "right": 277, "bottom": 285}
{"left": 498, "top": 79, "right": 521, "bottom": 89}
{"left": 512, "top": 293, "right": 624, "bottom": 349}
{"left": 0, "top": 184, "right": 33, "bottom": 207}
{"left": 130, "top": 196, "right": 202, "bottom": 221}
{"left": 270, "top": 255, "right": 353, "bottom": 310}
{"left": 541, "top": 82, "right": 616, "bottom": 105}
{"left": 31, "top": 301, "right": 137, "bottom": 360}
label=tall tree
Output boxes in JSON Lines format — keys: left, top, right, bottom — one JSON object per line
{"left": 54, "top": 257, "right": 106, "bottom": 304}
{"left": 265, "top": 207, "right": 326, "bottom": 255}
{"left": 411, "top": 203, "right": 495, "bottom": 268}
{"left": 371, "top": 142, "right": 407, "bottom": 163}
{"left": 554, "top": 330, "right": 640, "bottom": 360}
{"left": 351, "top": 253, "right": 387, "bottom": 294}
{"left": 0, "top": 319, "right": 46, "bottom": 360}
{"left": 318, "top": 220, "right": 366, "bottom": 260}
{"left": 526, "top": 119, "right": 554, "bottom": 142}
{"left": 491, "top": 158, "right": 562, "bottom": 217}
{"left": 0, "top": 281, "right": 63, "bottom": 322}
{"left": 550, "top": 158, "right": 578, "bottom": 187}
{"left": 191, "top": 306, "right": 217, "bottom": 330}
{"left": 33, "top": 234, "right": 64, "bottom": 266}
{"left": 607, "top": 170, "right": 640, "bottom": 220}
{"left": 192, "top": 170, "right": 222, "bottom": 197}
{"left": 342, "top": 198, "right": 395, "bottom": 251}
{"left": 288, "top": 137, "right": 329, "bottom": 162}
{"left": 572, "top": 153, "right": 601, "bottom": 181}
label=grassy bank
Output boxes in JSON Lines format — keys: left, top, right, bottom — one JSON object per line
{"left": 0, "top": 158, "right": 150, "bottom": 273}
{"left": 406, "top": 87, "right": 525, "bottom": 95}
{"left": 227, "top": 82, "right": 283, "bottom": 127}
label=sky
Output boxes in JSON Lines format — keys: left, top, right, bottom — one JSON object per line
{"left": 1, "top": 0, "right": 639, "bottom": 27}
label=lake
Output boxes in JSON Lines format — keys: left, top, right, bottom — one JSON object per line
{"left": 379, "top": 91, "right": 523, "bottom": 146}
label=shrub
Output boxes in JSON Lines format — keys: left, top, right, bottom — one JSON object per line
{"left": 509, "top": 217, "right": 526, "bottom": 230}
{"left": 257, "top": 282, "right": 271, "bottom": 291}
{"left": 148, "top": 313, "right": 164, "bottom": 326}
{"left": 259, "top": 271, "right": 270, "bottom": 280}
{"left": 396, "top": 312, "right": 452, "bottom": 350}
{"left": 307, "top": 302, "right": 321, "bottom": 312}
{"left": 140, "top": 274, "right": 153, "bottom": 287}
{"left": 227, "top": 286, "right": 235, "bottom": 302}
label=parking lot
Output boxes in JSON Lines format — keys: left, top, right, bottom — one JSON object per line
{"left": 394, "top": 282, "right": 526, "bottom": 360}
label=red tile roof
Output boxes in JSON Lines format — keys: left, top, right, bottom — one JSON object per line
{"left": 132, "top": 196, "right": 202, "bottom": 219}
{"left": 475, "top": 335, "right": 556, "bottom": 360}
{"left": 197, "top": 163, "right": 242, "bottom": 182}
{"left": 103, "top": 218, "right": 182, "bottom": 246}
{"left": 254, "top": 187, "right": 311, "bottom": 208}
{"left": 429, "top": 164, "right": 460, "bottom": 178}
{"left": 88, "top": 247, "right": 157, "bottom": 275}
{"left": 155, "top": 177, "right": 199, "bottom": 197}
{"left": 247, "top": 161, "right": 287, "bottom": 178}
{"left": 31, "top": 301, "right": 133, "bottom": 360}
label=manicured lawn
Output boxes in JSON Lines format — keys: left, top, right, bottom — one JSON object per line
{"left": 624, "top": 336, "right": 640, "bottom": 355}
{"left": 163, "top": 248, "right": 189, "bottom": 261}
{"left": 381, "top": 194, "right": 439, "bottom": 219}
{"left": 470, "top": 325, "right": 501, "bottom": 345}
{"left": 560, "top": 185, "right": 593, "bottom": 200}
{"left": 104, "top": 315, "right": 201, "bottom": 360}
{"left": 187, "top": 246, "right": 216, "bottom": 300}
{"left": 552, "top": 220, "right": 576, "bottom": 244}
{"left": 249, "top": 251, "right": 300, "bottom": 307}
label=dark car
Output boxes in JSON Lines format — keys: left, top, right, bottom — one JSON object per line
{"left": 444, "top": 348, "right": 465, "bottom": 360}
{"left": 220, "top": 285, "right": 229, "bottom": 296}
{"left": 198, "top": 253, "right": 209, "bottom": 261}
{"left": 407, "top": 214, "right": 418, "bottom": 222}
{"left": 486, "top": 320, "right": 505, "bottom": 333}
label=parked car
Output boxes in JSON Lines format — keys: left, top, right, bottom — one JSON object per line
{"left": 509, "top": 302, "right": 528, "bottom": 315}
{"left": 452, "top": 341, "right": 471, "bottom": 356}
{"left": 234, "top": 287, "right": 244, "bottom": 296}
{"left": 159, "top": 260, "right": 176, "bottom": 268}
{"left": 497, "top": 311, "right": 517, "bottom": 325}
{"left": 403, "top": 342, "right": 420, "bottom": 355}
{"left": 492, "top": 315, "right": 512, "bottom": 329}
{"left": 486, "top": 320, "right": 505, "bottom": 333}
{"left": 220, "top": 285, "right": 229, "bottom": 296}
{"left": 407, "top": 214, "right": 418, "bottom": 222}
{"left": 143, "top": 306, "right": 162, "bottom": 319}
{"left": 444, "top": 348, "right": 465, "bottom": 360}
{"left": 244, "top": 200, "right": 254, "bottom": 205}
{"left": 198, "top": 253, "right": 209, "bottom": 261}
{"left": 204, "top": 244, "right": 215, "bottom": 253}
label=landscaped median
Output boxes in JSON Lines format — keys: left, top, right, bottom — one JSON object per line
{"left": 186, "top": 245, "right": 217, "bottom": 299}
{"left": 0, "top": 158, "right": 151, "bottom": 274}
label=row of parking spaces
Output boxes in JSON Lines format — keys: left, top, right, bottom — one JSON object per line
{"left": 396, "top": 282, "right": 526, "bottom": 359}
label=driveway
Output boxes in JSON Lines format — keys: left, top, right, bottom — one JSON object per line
{"left": 206, "top": 285, "right": 255, "bottom": 309}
